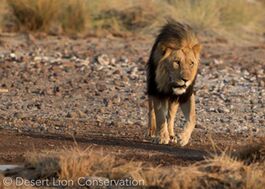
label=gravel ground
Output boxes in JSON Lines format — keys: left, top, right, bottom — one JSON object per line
{"left": 0, "top": 33, "right": 264, "bottom": 139}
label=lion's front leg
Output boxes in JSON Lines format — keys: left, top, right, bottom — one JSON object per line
{"left": 168, "top": 100, "right": 179, "bottom": 144}
{"left": 178, "top": 94, "right": 196, "bottom": 146}
{"left": 148, "top": 96, "right": 156, "bottom": 138}
{"left": 153, "top": 97, "right": 170, "bottom": 144}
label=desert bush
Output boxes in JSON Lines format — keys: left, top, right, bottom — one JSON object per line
{"left": 7, "top": 0, "right": 60, "bottom": 32}
{"left": 5, "top": 0, "right": 87, "bottom": 33}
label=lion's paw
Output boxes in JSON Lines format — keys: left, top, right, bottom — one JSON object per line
{"left": 145, "top": 132, "right": 156, "bottom": 140}
{"left": 151, "top": 136, "right": 169, "bottom": 144}
{"left": 178, "top": 132, "right": 191, "bottom": 146}
{"left": 169, "top": 135, "right": 177, "bottom": 144}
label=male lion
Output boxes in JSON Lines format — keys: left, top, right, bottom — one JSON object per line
{"left": 147, "top": 21, "right": 201, "bottom": 146}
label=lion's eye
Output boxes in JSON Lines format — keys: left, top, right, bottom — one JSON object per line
{"left": 190, "top": 61, "right": 195, "bottom": 67}
{"left": 173, "top": 61, "right": 180, "bottom": 68}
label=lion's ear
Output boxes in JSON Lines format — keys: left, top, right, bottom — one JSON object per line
{"left": 158, "top": 43, "right": 168, "bottom": 56}
{"left": 156, "top": 42, "right": 172, "bottom": 60}
{"left": 192, "top": 44, "right": 202, "bottom": 57}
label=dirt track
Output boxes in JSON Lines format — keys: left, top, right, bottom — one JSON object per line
{"left": 1, "top": 129, "right": 264, "bottom": 166}
{"left": 0, "top": 33, "right": 264, "bottom": 166}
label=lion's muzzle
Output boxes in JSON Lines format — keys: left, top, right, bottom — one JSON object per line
{"left": 171, "top": 80, "right": 189, "bottom": 95}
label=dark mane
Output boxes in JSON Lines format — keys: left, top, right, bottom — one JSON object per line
{"left": 155, "top": 21, "right": 195, "bottom": 49}
{"left": 146, "top": 21, "right": 198, "bottom": 103}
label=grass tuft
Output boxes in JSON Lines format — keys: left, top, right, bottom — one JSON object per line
{"left": 3, "top": 145, "right": 262, "bottom": 189}
{"left": 5, "top": 0, "right": 87, "bottom": 33}
{"left": 7, "top": 0, "right": 60, "bottom": 32}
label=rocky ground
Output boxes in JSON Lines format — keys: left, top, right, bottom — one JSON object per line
{"left": 0, "top": 33, "right": 264, "bottom": 164}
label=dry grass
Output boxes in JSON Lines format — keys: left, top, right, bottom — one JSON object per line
{"left": 166, "top": 0, "right": 264, "bottom": 30}
{"left": 0, "top": 0, "right": 263, "bottom": 40}
{"left": 24, "top": 147, "right": 143, "bottom": 182}
{"left": 87, "top": 0, "right": 163, "bottom": 34}
{"left": 6, "top": 0, "right": 60, "bottom": 32}
{"left": 0, "top": 0, "right": 7, "bottom": 32}
{"left": 3, "top": 145, "right": 263, "bottom": 189}
{"left": 166, "top": 0, "right": 221, "bottom": 30}
{"left": 59, "top": 0, "right": 87, "bottom": 34}
{"left": 3, "top": 0, "right": 87, "bottom": 33}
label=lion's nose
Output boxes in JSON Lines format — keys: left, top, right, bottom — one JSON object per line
{"left": 171, "top": 82, "right": 179, "bottom": 88}
{"left": 181, "top": 78, "right": 188, "bottom": 82}
{"left": 171, "top": 80, "right": 185, "bottom": 87}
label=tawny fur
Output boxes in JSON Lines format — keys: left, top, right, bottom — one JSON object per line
{"left": 147, "top": 21, "right": 201, "bottom": 146}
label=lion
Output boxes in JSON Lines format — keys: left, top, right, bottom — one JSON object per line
{"left": 146, "top": 21, "right": 202, "bottom": 146}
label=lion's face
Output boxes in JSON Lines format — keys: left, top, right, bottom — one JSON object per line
{"left": 155, "top": 44, "right": 201, "bottom": 95}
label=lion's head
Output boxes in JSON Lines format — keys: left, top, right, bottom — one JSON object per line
{"left": 152, "top": 22, "right": 201, "bottom": 96}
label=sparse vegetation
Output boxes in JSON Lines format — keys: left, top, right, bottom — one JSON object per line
{"left": 6, "top": 0, "right": 60, "bottom": 32}
{"left": 167, "top": 0, "right": 264, "bottom": 30}
{"left": 0, "top": 0, "right": 264, "bottom": 39}
{"left": 0, "top": 1, "right": 265, "bottom": 188}
{"left": 3, "top": 145, "right": 264, "bottom": 189}
{"left": 4, "top": 0, "right": 87, "bottom": 33}
{"left": 59, "top": 0, "right": 87, "bottom": 34}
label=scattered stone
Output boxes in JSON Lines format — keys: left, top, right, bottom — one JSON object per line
{"left": 213, "top": 59, "right": 223, "bottom": 64}
{"left": 97, "top": 54, "right": 110, "bottom": 65}
{"left": 10, "top": 53, "right": 16, "bottom": 60}
{"left": 0, "top": 34, "right": 264, "bottom": 139}
{"left": 113, "top": 69, "right": 122, "bottom": 75}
